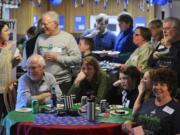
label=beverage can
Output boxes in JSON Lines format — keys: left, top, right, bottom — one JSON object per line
{"left": 100, "top": 99, "right": 107, "bottom": 113}
{"left": 32, "top": 99, "right": 39, "bottom": 114}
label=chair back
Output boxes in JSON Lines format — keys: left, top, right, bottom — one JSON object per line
{"left": 3, "top": 81, "right": 18, "bottom": 112}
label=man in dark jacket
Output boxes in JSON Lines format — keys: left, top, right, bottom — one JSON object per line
{"left": 163, "top": 17, "right": 180, "bottom": 89}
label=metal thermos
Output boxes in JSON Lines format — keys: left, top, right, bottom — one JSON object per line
{"left": 51, "top": 87, "right": 57, "bottom": 109}
{"left": 87, "top": 99, "right": 95, "bottom": 121}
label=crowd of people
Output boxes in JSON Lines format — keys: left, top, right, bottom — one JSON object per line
{"left": 1, "top": 10, "right": 180, "bottom": 134}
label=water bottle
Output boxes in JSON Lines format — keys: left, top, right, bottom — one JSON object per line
{"left": 51, "top": 87, "right": 57, "bottom": 109}
{"left": 87, "top": 99, "right": 96, "bottom": 121}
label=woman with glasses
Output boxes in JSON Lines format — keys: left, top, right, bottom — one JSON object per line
{"left": 120, "top": 26, "right": 154, "bottom": 72}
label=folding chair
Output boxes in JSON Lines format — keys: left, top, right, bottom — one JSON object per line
{"left": 3, "top": 81, "right": 18, "bottom": 112}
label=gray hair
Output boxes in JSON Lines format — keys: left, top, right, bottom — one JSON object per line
{"left": 26, "top": 54, "right": 46, "bottom": 67}
{"left": 164, "top": 17, "right": 180, "bottom": 32}
{"left": 96, "top": 13, "right": 109, "bottom": 24}
{"left": 42, "top": 11, "right": 59, "bottom": 24}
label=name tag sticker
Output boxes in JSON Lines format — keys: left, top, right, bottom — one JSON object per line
{"left": 51, "top": 47, "right": 62, "bottom": 53}
{"left": 163, "top": 106, "right": 174, "bottom": 115}
{"left": 39, "top": 85, "right": 49, "bottom": 92}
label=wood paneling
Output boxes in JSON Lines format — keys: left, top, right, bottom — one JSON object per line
{"left": 10, "top": 1, "right": 49, "bottom": 35}
{"left": 10, "top": 0, "right": 155, "bottom": 35}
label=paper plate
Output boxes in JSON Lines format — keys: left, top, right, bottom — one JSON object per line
{"left": 109, "top": 105, "right": 123, "bottom": 110}
{"left": 110, "top": 110, "right": 129, "bottom": 116}
{"left": 15, "top": 108, "right": 32, "bottom": 112}
{"left": 96, "top": 106, "right": 100, "bottom": 110}
{"left": 92, "top": 51, "right": 107, "bottom": 54}
{"left": 108, "top": 51, "right": 120, "bottom": 56}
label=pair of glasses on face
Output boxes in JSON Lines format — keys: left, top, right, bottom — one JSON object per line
{"left": 134, "top": 33, "right": 141, "bottom": 36}
{"left": 41, "top": 21, "right": 56, "bottom": 27}
{"left": 25, "top": 66, "right": 42, "bottom": 71}
{"left": 163, "top": 27, "right": 175, "bottom": 31}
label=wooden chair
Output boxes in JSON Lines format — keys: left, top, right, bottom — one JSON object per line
{"left": 3, "top": 81, "right": 18, "bottom": 112}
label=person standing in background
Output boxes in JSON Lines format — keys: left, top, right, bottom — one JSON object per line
{"left": 0, "top": 21, "right": 21, "bottom": 118}
{"left": 34, "top": 11, "right": 81, "bottom": 94}
{"left": 149, "top": 19, "right": 163, "bottom": 49}
{"left": 112, "top": 12, "right": 136, "bottom": 63}
{"left": 81, "top": 13, "right": 116, "bottom": 51}
{"left": 20, "top": 19, "right": 44, "bottom": 69}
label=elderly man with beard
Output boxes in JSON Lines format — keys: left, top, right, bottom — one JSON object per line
{"left": 163, "top": 17, "right": 180, "bottom": 88}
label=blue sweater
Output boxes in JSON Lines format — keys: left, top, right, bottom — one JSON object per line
{"left": 113, "top": 27, "right": 136, "bottom": 63}
{"left": 81, "top": 29, "right": 116, "bottom": 51}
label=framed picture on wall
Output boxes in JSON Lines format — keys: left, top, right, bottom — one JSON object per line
{"left": 74, "top": 16, "right": 86, "bottom": 31}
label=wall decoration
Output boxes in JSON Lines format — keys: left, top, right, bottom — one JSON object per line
{"left": 49, "top": 0, "right": 63, "bottom": 6}
{"left": 139, "top": 0, "right": 145, "bottom": 11}
{"left": 59, "top": 15, "right": 65, "bottom": 30}
{"left": 81, "top": 0, "right": 84, "bottom": 7}
{"left": 123, "top": 0, "right": 128, "bottom": 11}
{"left": 33, "top": 15, "right": 38, "bottom": 26}
{"left": 117, "top": 0, "right": 120, "bottom": 6}
{"left": 74, "top": 16, "right": 86, "bottom": 31}
{"left": 37, "top": 0, "right": 41, "bottom": 7}
{"left": 103, "top": 0, "right": 108, "bottom": 10}
{"left": 94, "top": 0, "right": 100, "bottom": 6}
{"left": 72, "top": 0, "right": 78, "bottom": 8}
{"left": 134, "top": 16, "right": 147, "bottom": 28}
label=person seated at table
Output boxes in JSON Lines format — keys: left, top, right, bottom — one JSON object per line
{"left": 120, "top": 26, "right": 154, "bottom": 72}
{"left": 16, "top": 54, "right": 62, "bottom": 109}
{"left": 67, "top": 56, "right": 108, "bottom": 103}
{"left": 132, "top": 69, "right": 155, "bottom": 116}
{"left": 122, "top": 68, "right": 180, "bottom": 135}
{"left": 112, "top": 66, "right": 141, "bottom": 108}
{"left": 79, "top": 37, "right": 94, "bottom": 58}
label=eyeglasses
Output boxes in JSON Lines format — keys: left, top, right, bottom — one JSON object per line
{"left": 25, "top": 65, "right": 42, "bottom": 71}
{"left": 163, "top": 27, "right": 175, "bottom": 31}
{"left": 41, "top": 21, "right": 55, "bottom": 26}
{"left": 134, "top": 33, "right": 141, "bottom": 36}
